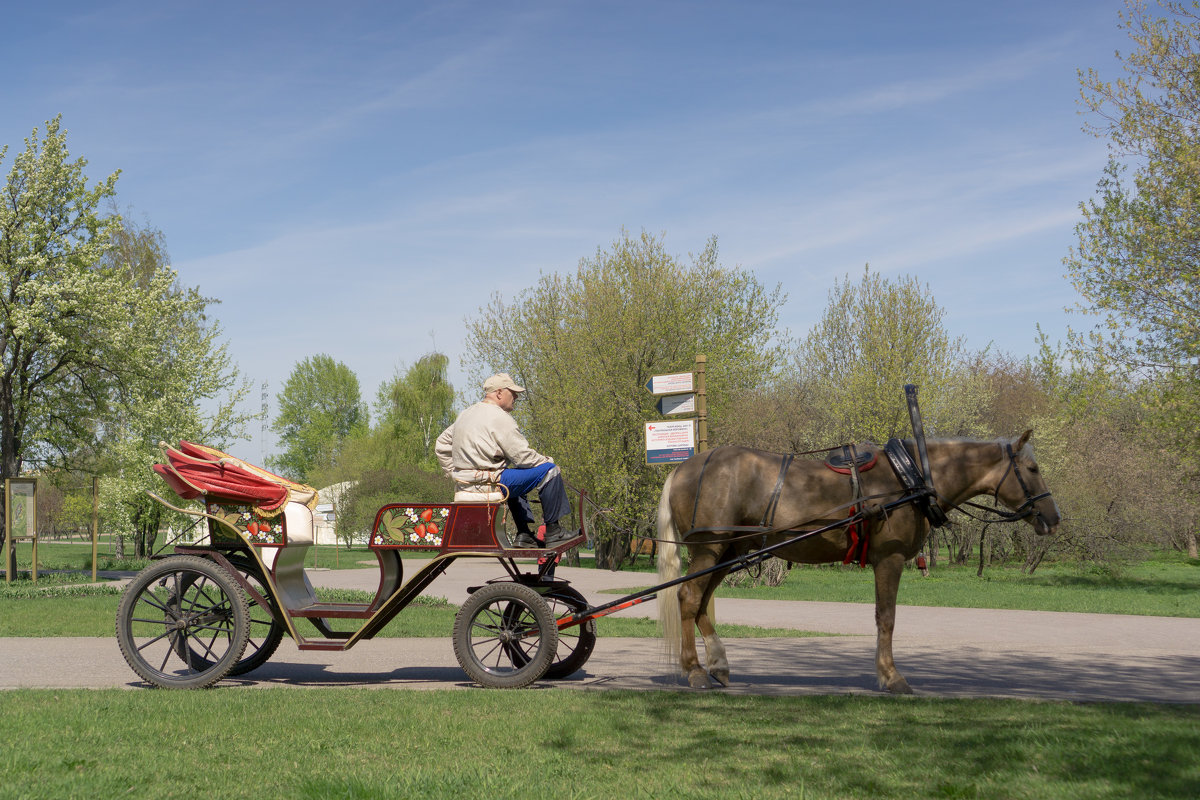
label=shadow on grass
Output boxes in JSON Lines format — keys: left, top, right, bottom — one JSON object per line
{"left": 576, "top": 690, "right": 1200, "bottom": 799}
{"left": 1023, "top": 572, "right": 1200, "bottom": 595}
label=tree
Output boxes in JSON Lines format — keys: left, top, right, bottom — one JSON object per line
{"left": 374, "top": 353, "right": 456, "bottom": 470}
{"left": 334, "top": 464, "right": 454, "bottom": 546}
{"left": 1070, "top": 0, "right": 1200, "bottom": 461}
{"left": 463, "top": 229, "right": 787, "bottom": 567}
{"left": 270, "top": 355, "right": 367, "bottom": 482}
{"left": 0, "top": 118, "right": 249, "bottom": 564}
{"left": 95, "top": 217, "right": 253, "bottom": 557}
{"left": 791, "top": 266, "right": 979, "bottom": 446}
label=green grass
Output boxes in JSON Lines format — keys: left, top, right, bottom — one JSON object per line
{"left": 0, "top": 585, "right": 817, "bottom": 639}
{"left": 711, "top": 555, "right": 1200, "bottom": 617}
{"left": 602, "top": 553, "right": 1200, "bottom": 618}
{"left": 0, "top": 689, "right": 1196, "bottom": 799}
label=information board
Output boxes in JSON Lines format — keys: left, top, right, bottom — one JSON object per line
{"left": 645, "top": 420, "right": 697, "bottom": 464}
{"left": 644, "top": 372, "right": 694, "bottom": 396}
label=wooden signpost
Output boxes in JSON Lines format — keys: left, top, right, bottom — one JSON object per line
{"left": 644, "top": 354, "right": 708, "bottom": 464}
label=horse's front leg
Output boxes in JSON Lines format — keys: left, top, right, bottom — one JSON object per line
{"left": 872, "top": 552, "right": 912, "bottom": 694}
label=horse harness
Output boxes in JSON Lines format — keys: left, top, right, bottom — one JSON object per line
{"left": 825, "top": 444, "right": 879, "bottom": 567}
{"left": 882, "top": 438, "right": 949, "bottom": 528}
{"left": 681, "top": 439, "right": 1049, "bottom": 559}
{"left": 685, "top": 446, "right": 909, "bottom": 565}
{"left": 689, "top": 451, "right": 795, "bottom": 551}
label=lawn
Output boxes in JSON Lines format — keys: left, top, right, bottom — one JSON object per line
{"left": 0, "top": 689, "right": 1196, "bottom": 799}
{"left": 715, "top": 554, "right": 1200, "bottom": 617}
{"left": 601, "top": 553, "right": 1200, "bottom": 618}
{"left": 0, "top": 584, "right": 816, "bottom": 639}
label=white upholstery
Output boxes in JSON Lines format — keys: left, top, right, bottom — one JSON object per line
{"left": 454, "top": 488, "right": 506, "bottom": 503}
{"left": 271, "top": 500, "right": 318, "bottom": 609}
{"left": 282, "top": 500, "right": 315, "bottom": 544}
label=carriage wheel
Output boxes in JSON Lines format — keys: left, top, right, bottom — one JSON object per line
{"left": 172, "top": 554, "right": 284, "bottom": 676}
{"left": 116, "top": 556, "right": 249, "bottom": 689}
{"left": 541, "top": 585, "right": 597, "bottom": 679}
{"left": 452, "top": 582, "right": 557, "bottom": 688}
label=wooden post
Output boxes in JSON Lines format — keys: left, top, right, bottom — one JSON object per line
{"left": 91, "top": 477, "right": 100, "bottom": 583}
{"left": 695, "top": 354, "right": 716, "bottom": 622}
{"left": 2, "top": 511, "right": 8, "bottom": 585}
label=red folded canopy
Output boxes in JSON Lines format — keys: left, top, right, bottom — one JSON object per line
{"left": 153, "top": 441, "right": 312, "bottom": 514}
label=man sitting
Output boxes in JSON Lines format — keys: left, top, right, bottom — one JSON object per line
{"left": 434, "top": 373, "right": 576, "bottom": 548}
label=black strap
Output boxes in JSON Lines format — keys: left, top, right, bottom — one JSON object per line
{"left": 689, "top": 450, "right": 717, "bottom": 530}
{"left": 759, "top": 454, "right": 793, "bottom": 527}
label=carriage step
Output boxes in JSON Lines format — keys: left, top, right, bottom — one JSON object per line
{"left": 289, "top": 602, "right": 376, "bottom": 619}
{"left": 295, "top": 639, "right": 352, "bottom": 651}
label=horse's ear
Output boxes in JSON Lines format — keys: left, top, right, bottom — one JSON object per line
{"left": 1015, "top": 429, "right": 1033, "bottom": 450}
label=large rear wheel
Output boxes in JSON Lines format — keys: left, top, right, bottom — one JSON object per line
{"left": 116, "top": 556, "right": 249, "bottom": 689}
{"left": 172, "top": 554, "right": 284, "bottom": 676}
{"left": 452, "top": 582, "right": 557, "bottom": 688}
{"left": 541, "top": 585, "right": 597, "bottom": 679}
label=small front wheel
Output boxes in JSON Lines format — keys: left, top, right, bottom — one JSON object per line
{"left": 452, "top": 582, "right": 557, "bottom": 688}
{"left": 116, "top": 556, "right": 249, "bottom": 689}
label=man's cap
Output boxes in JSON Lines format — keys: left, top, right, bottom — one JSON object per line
{"left": 483, "top": 373, "right": 525, "bottom": 394}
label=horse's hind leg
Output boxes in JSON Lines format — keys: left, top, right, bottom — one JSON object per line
{"left": 695, "top": 559, "right": 738, "bottom": 687}
{"left": 676, "top": 575, "right": 710, "bottom": 688}
{"left": 677, "top": 544, "right": 726, "bottom": 689}
{"left": 873, "top": 552, "right": 913, "bottom": 694}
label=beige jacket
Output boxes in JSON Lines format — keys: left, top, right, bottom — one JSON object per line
{"left": 435, "top": 401, "right": 550, "bottom": 495}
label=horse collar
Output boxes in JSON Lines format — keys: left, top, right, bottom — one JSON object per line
{"left": 884, "top": 438, "right": 948, "bottom": 528}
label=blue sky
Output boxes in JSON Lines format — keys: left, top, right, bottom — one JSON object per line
{"left": 3, "top": 1, "right": 1130, "bottom": 461}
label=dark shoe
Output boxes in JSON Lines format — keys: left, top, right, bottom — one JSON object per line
{"left": 511, "top": 532, "right": 540, "bottom": 548}
{"left": 543, "top": 523, "right": 578, "bottom": 548}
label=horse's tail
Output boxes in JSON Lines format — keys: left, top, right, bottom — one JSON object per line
{"left": 656, "top": 467, "right": 683, "bottom": 665}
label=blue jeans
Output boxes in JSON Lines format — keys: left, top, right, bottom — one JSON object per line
{"left": 500, "top": 463, "right": 571, "bottom": 533}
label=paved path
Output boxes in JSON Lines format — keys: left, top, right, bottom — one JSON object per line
{"left": 3, "top": 560, "right": 1199, "bottom": 702}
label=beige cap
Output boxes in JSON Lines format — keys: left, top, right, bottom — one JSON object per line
{"left": 483, "top": 373, "right": 525, "bottom": 394}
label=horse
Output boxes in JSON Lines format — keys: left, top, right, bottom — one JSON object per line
{"left": 656, "top": 431, "right": 1060, "bottom": 692}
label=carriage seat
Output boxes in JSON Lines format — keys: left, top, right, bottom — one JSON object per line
{"left": 448, "top": 468, "right": 508, "bottom": 503}
{"left": 454, "top": 488, "right": 505, "bottom": 503}
{"left": 267, "top": 498, "right": 318, "bottom": 610}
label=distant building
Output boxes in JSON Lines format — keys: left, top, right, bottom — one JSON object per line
{"left": 314, "top": 480, "right": 356, "bottom": 545}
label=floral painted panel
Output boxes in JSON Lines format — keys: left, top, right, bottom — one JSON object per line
{"left": 206, "top": 503, "right": 287, "bottom": 546}
{"left": 373, "top": 505, "right": 451, "bottom": 548}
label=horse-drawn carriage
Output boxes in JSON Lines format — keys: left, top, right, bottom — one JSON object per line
{"left": 115, "top": 440, "right": 595, "bottom": 689}
{"left": 116, "top": 387, "right": 1059, "bottom": 692}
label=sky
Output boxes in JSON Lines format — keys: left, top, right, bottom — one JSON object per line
{"left": 2, "top": 0, "right": 1133, "bottom": 462}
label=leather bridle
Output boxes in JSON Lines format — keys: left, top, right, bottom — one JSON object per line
{"left": 955, "top": 442, "right": 1054, "bottom": 525}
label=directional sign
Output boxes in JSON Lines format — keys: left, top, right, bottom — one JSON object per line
{"left": 644, "top": 371, "right": 694, "bottom": 396}
{"left": 645, "top": 420, "right": 696, "bottom": 464}
{"left": 656, "top": 393, "right": 696, "bottom": 416}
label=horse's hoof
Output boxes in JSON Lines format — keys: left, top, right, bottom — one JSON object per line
{"left": 709, "top": 669, "right": 730, "bottom": 688}
{"left": 688, "top": 671, "right": 712, "bottom": 689}
{"left": 886, "top": 676, "right": 913, "bottom": 694}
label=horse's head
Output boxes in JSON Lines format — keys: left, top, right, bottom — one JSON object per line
{"left": 993, "top": 430, "right": 1060, "bottom": 536}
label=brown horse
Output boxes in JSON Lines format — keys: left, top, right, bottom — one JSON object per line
{"left": 656, "top": 432, "right": 1060, "bottom": 691}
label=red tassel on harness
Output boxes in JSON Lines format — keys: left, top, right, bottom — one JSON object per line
{"left": 842, "top": 507, "right": 869, "bottom": 568}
